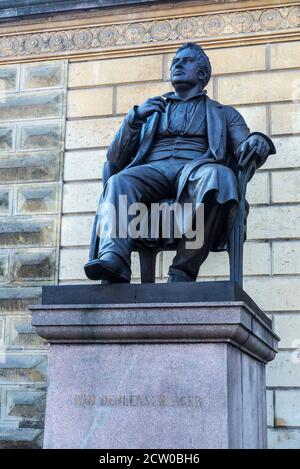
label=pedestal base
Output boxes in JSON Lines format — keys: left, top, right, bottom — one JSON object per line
{"left": 30, "top": 284, "right": 279, "bottom": 449}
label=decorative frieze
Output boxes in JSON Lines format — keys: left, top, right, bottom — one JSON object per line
{"left": 0, "top": 4, "right": 299, "bottom": 62}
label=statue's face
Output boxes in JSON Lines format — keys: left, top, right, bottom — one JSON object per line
{"left": 170, "top": 48, "right": 203, "bottom": 89}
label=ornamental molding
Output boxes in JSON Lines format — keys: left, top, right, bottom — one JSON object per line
{"left": 0, "top": 2, "right": 300, "bottom": 63}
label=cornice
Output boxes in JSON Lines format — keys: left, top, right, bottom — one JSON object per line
{"left": 0, "top": 0, "right": 162, "bottom": 21}
{"left": 0, "top": 0, "right": 299, "bottom": 64}
{"left": 30, "top": 301, "right": 278, "bottom": 363}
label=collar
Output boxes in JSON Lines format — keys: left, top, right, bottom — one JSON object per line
{"left": 162, "top": 89, "right": 207, "bottom": 102}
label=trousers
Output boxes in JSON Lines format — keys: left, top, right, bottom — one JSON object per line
{"left": 97, "top": 157, "right": 236, "bottom": 281}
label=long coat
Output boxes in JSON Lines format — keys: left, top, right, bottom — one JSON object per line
{"left": 105, "top": 95, "right": 274, "bottom": 197}
{"left": 89, "top": 95, "right": 275, "bottom": 259}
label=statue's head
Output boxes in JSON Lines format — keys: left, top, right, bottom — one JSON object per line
{"left": 170, "top": 42, "right": 212, "bottom": 91}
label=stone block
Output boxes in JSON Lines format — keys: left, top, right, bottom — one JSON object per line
{"left": 271, "top": 103, "right": 300, "bottom": 135}
{"left": 165, "top": 45, "right": 266, "bottom": 77}
{"left": 0, "top": 153, "right": 60, "bottom": 184}
{"left": 0, "top": 188, "right": 11, "bottom": 215}
{"left": 209, "top": 45, "right": 266, "bottom": 75}
{"left": 16, "top": 185, "right": 60, "bottom": 214}
{"left": 275, "top": 390, "right": 300, "bottom": 427}
{"left": 21, "top": 61, "right": 66, "bottom": 90}
{"left": 0, "top": 91, "right": 64, "bottom": 122}
{"left": 1, "top": 386, "right": 46, "bottom": 422}
{"left": 68, "top": 55, "right": 164, "bottom": 87}
{"left": 66, "top": 117, "right": 122, "bottom": 150}
{"left": 0, "top": 251, "right": 9, "bottom": 282}
{"left": 247, "top": 206, "right": 300, "bottom": 240}
{"left": 0, "top": 427, "right": 43, "bottom": 449}
{"left": 59, "top": 247, "right": 141, "bottom": 282}
{"left": 7, "top": 316, "right": 45, "bottom": 347}
{"left": 62, "top": 182, "right": 100, "bottom": 213}
{"left": 64, "top": 150, "right": 106, "bottom": 181}
{"left": 272, "top": 170, "right": 300, "bottom": 203}
{"left": 266, "top": 389, "right": 274, "bottom": 427}
{"left": 0, "top": 287, "right": 41, "bottom": 316}
{"left": 270, "top": 41, "right": 300, "bottom": 69}
{"left": 246, "top": 171, "right": 270, "bottom": 205}
{"left": 264, "top": 136, "right": 300, "bottom": 169}
{"left": 273, "top": 312, "right": 300, "bottom": 349}
{"left": 268, "top": 428, "right": 300, "bottom": 449}
{"left": 0, "top": 315, "right": 4, "bottom": 336}
{"left": 218, "top": 71, "right": 299, "bottom": 105}
{"left": 235, "top": 105, "right": 267, "bottom": 134}
{"left": 61, "top": 215, "right": 94, "bottom": 247}
{"left": 243, "top": 242, "right": 271, "bottom": 276}
{"left": 0, "top": 126, "right": 15, "bottom": 151}
{"left": 0, "top": 66, "right": 19, "bottom": 93}
{"left": 244, "top": 277, "right": 300, "bottom": 311}
{"left": 19, "top": 122, "right": 63, "bottom": 151}
{"left": 59, "top": 247, "right": 89, "bottom": 281}
{"left": 67, "top": 88, "right": 113, "bottom": 118}
{"left": 0, "top": 353, "right": 47, "bottom": 384}
{"left": 12, "top": 249, "right": 56, "bottom": 283}
{"left": 162, "top": 242, "right": 270, "bottom": 278}
{"left": 273, "top": 241, "right": 300, "bottom": 275}
{"left": 0, "top": 218, "right": 57, "bottom": 248}
{"left": 116, "top": 82, "right": 172, "bottom": 114}
{"left": 267, "top": 350, "right": 300, "bottom": 387}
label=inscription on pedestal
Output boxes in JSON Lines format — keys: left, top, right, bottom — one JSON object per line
{"left": 74, "top": 393, "right": 202, "bottom": 408}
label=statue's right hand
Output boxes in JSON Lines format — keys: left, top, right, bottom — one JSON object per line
{"left": 135, "top": 96, "right": 167, "bottom": 120}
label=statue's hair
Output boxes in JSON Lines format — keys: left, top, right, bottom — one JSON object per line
{"left": 174, "top": 42, "right": 212, "bottom": 88}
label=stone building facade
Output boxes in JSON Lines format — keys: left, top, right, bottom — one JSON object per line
{"left": 0, "top": 0, "right": 299, "bottom": 448}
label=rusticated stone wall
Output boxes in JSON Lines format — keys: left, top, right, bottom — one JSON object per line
{"left": 0, "top": 61, "right": 67, "bottom": 448}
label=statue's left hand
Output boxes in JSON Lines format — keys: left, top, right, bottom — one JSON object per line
{"left": 239, "top": 135, "right": 270, "bottom": 160}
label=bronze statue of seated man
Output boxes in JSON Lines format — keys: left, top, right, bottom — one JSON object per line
{"left": 85, "top": 42, "right": 275, "bottom": 283}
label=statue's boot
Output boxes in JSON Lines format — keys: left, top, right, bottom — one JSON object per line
{"left": 84, "top": 252, "right": 130, "bottom": 283}
{"left": 167, "top": 273, "right": 194, "bottom": 283}
{"left": 168, "top": 195, "right": 226, "bottom": 282}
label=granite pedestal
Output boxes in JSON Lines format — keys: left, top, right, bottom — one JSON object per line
{"left": 30, "top": 283, "right": 279, "bottom": 449}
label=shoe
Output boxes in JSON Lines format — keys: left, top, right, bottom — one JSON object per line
{"left": 84, "top": 252, "right": 130, "bottom": 283}
{"left": 167, "top": 273, "right": 190, "bottom": 283}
